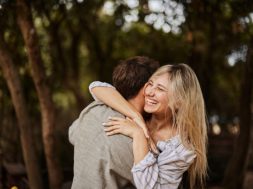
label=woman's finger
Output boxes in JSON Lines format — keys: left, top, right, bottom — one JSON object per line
{"left": 126, "top": 117, "right": 134, "bottom": 122}
{"left": 108, "top": 116, "right": 125, "bottom": 121}
{"left": 142, "top": 127, "right": 150, "bottom": 139}
{"left": 104, "top": 125, "right": 120, "bottom": 132}
{"left": 103, "top": 120, "right": 119, "bottom": 126}
{"left": 106, "top": 129, "right": 120, "bottom": 136}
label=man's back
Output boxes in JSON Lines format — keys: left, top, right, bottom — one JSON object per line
{"left": 69, "top": 101, "right": 135, "bottom": 189}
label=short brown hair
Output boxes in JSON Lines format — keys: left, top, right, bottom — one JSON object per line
{"left": 112, "top": 56, "right": 159, "bottom": 99}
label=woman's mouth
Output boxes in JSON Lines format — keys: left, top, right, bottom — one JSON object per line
{"left": 145, "top": 99, "right": 158, "bottom": 106}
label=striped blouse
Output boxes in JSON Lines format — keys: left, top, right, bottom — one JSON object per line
{"left": 89, "top": 81, "right": 196, "bottom": 189}
{"left": 131, "top": 135, "right": 196, "bottom": 189}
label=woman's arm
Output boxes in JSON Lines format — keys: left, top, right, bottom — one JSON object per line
{"left": 90, "top": 81, "right": 149, "bottom": 137}
{"left": 89, "top": 81, "right": 115, "bottom": 101}
{"left": 91, "top": 85, "right": 141, "bottom": 120}
{"left": 132, "top": 130, "right": 149, "bottom": 164}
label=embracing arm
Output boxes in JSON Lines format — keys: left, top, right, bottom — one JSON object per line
{"left": 132, "top": 130, "right": 149, "bottom": 164}
{"left": 90, "top": 83, "right": 140, "bottom": 119}
{"left": 90, "top": 81, "right": 149, "bottom": 137}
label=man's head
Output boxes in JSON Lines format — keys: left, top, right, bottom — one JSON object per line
{"left": 112, "top": 56, "right": 160, "bottom": 100}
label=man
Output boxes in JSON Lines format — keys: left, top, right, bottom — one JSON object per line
{"left": 69, "top": 56, "right": 159, "bottom": 189}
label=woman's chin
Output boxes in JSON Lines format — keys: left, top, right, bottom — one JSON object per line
{"left": 144, "top": 106, "right": 156, "bottom": 113}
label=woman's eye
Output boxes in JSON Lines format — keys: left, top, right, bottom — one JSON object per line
{"left": 148, "top": 82, "right": 153, "bottom": 86}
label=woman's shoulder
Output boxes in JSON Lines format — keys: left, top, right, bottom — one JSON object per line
{"left": 158, "top": 135, "right": 196, "bottom": 163}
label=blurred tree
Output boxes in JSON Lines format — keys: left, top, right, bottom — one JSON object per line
{"left": 32, "top": 1, "right": 88, "bottom": 111}
{"left": 0, "top": 33, "right": 43, "bottom": 189}
{"left": 16, "top": 0, "right": 63, "bottom": 188}
{"left": 181, "top": 1, "right": 253, "bottom": 187}
{"left": 223, "top": 27, "right": 253, "bottom": 189}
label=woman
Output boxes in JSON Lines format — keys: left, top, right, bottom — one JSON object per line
{"left": 90, "top": 64, "right": 208, "bottom": 189}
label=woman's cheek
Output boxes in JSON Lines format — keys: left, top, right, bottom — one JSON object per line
{"left": 161, "top": 93, "right": 169, "bottom": 104}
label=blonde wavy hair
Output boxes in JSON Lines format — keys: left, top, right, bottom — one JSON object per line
{"left": 150, "top": 64, "right": 208, "bottom": 189}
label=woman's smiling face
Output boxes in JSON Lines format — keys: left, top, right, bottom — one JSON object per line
{"left": 144, "top": 73, "right": 170, "bottom": 115}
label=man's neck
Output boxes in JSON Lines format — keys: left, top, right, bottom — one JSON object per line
{"left": 127, "top": 87, "right": 145, "bottom": 115}
{"left": 127, "top": 97, "right": 143, "bottom": 115}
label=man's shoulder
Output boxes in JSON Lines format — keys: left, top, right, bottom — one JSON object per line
{"left": 82, "top": 101, "right": 124, "bottom": 118}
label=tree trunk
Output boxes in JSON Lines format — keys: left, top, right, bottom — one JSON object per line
{"left": 0, "top": 35, "right": 43, "bottom": 189}
{"left": 16, "top": 0, "right": 63, "bottom": 189}
{"left": 223, "top": 38, "right": 253, "bottom": 189}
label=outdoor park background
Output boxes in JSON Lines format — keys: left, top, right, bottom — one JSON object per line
{"left": 0, "top": 0, "right": 253, "bottom": 189}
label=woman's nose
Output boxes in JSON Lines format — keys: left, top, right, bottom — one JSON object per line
{"left": 146, "top": 86, "right": 155, "bottom": 96}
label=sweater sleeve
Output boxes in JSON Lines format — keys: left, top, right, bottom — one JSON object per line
{"left": 131, "top": 140, "right": 196, "bottom": 189}
{"left": 89, "top": 81, "right": 115, "bottom": 101}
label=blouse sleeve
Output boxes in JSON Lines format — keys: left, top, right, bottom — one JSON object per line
{"left": 131, "top": 141, "right": 196, "bottom": 189}
{"left": 89, "top": 81, "right": 115, "bottom": 101}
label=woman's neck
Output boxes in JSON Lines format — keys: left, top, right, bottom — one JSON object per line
{"left": 148, "top": 114, "right": 177, "bottom": 142}
{"left": 148, "top": 114, "right": 172, "bottom": 131}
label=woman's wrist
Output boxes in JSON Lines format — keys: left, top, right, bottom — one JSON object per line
{"left": 132, "top": 129, "right": 149, "bottom": 164}
{"left": 129, "top": 110, "right": 142, "bottom": 120}
{"left": 132, "top": 115, "right": 150, "bottom": 138}
{"left": 132, "top": 113, "right": 145, "bottom": 125}
{"left": 132, "top": 127, "right": 145, "bottom": 139}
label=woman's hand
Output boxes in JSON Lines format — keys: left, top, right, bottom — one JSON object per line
{"left": 103, "top": 116, "right": 159, "bottom": 163}
{"left": 103, "top": 117, "right": 144, "bottom": 138}
{"left": 132, "top": 116, "right": 150, "bottom": 138}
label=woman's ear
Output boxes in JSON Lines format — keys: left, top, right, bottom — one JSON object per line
{"left": 143, "top": 83, "right": 148, "bottom": 95}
